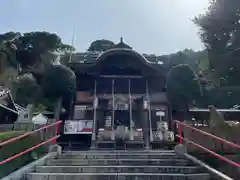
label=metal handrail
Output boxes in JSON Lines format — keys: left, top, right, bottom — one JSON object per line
{"left": 0, "top": 120, "right": 62, "bottom": 165}
{"left": 174, "top": 120, "right": 240, "bottom": 149}
{"left": 174, "top": 120, "right": 240, "bottom": 179}
{"left": 176, "top": 134, "right": 240, "bottom": 167}
{"left": 0, "top": 120, "right": 62, "bottom": 146}
{"left": 184, "top": 153, "right": 233, "bottom": 180}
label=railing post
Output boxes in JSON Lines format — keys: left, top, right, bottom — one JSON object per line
{"left": 55, "top": 121, "right": 59, "bottom": 136}
{"left": 53, "top": 121, "right": 60, "bottom": 143}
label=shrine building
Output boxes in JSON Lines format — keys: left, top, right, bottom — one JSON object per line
{"left": 61, "top": 38, "right": 174, "bottom": 149}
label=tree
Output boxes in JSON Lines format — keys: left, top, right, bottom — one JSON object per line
{"left": 41, "top": 64, "right": 76, "bottom": 112}
{"left": 0, "top": 40, "right": 18, "bottom": 69}
{"left": 166, "top": 65, "right": 202, "bottom": 111}
{"left": 0, "top": 31, "right": 75, "bottom": 69}
{"left": 194, "top": 0, "right": 240, "bottom": 85}
{"left": 158, "top": 49, "right": 207, "bottom": 73}
{"left": 16, "top": 32, "right": 75, "bottom": 53}
{"left": 12, "top": 73, "right": 41, "bottom": 106}
{"left": 0, "top": 32, "right": 20, "bottom": 44}
{"left": 16, "top": 32, "right": 75, "bottom": 68}
{"left": 0, "top": 31, "right": 77, "bottom": 111}
{"left": 0, "top": 40, "right": 19, "bottom": 88}
{"left": 88, "top": 39, "right": 115, "bottom": 52}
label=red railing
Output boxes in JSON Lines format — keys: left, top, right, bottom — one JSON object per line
{"left": 174, "top": 120, "right": 240, "bottom": 168}
{"left": 0, "top": 120, "right": 62, "bottom": 165}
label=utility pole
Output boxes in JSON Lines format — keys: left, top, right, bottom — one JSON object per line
{"left": 69, "top": 29, "right": 75, "bottom": 63}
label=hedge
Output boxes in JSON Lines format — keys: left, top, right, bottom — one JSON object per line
{"left": 0, "top": 131, "right": 48, "bottom": 178}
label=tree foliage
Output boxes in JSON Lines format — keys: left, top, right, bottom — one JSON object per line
{"left": 194, "top": 0, "right": 240, "bottom": 86}
{"left": 88, "top": 39, "right": 115, "bottom": 52}
{"left": 16, "top": 32, "right": 75, "bottom": 53}
{"left": 0, "top": 40, "right": 19, "bottom": 77}
{"left": 12, "top": 73, "right": 41, "bottom": 106}
{"left": 158, "top": 49, "right": 208, "bottom": 73}
{"left": 166, "top": 65, "right": 202, "bottom": 110}
{"left": 0, "top": 32, "right": 20, "bottom": 44}
{"left": 41, "top": 64, "right": 76, "bottom": 111}
{"left": 0, "top": 31, "right": 75, "bottom": 69}
{"left": 0, "top": 31, "right": 77, "bottom": 111}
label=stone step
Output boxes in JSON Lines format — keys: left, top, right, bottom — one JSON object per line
{"left": 36, "top": 165, "right": 203, "bottom": 174}
{"left": 62, "top": 150, "right": 175, "bottom": 154}
{"left": 58, "top": 153, "right": 178, "bottom": 159}
{"left": 26, "top": 172, "right": 211, "bottom": 180}
{"left": 46, "top": 159, "right": 189, "bottom": 166}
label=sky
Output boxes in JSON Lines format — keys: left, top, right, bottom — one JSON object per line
{"left": 0, "top": 0, "right": 209, "bottom": 55}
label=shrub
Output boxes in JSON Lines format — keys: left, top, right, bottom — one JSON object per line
{"left": 0, "top": 131, "right": 47, "bottom": 178}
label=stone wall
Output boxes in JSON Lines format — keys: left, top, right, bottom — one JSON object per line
{"left": 184, "top": 105, "right": 240, "bottom": 153}
{"left": 184, "top": 124, "right": 240, "bottom": 153}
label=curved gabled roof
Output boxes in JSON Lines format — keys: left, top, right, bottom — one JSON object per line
{"left": 68, "top": 48, "right": 171, "bottom": 76}
{"left": 82, "top": 37, "right": 158, "bottom": 68}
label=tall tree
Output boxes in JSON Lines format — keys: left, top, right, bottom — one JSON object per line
{"left": 41, "top": 64, "right": 76, "bottom": 112}
{"left": 158, "top": 49, "right": 207, "bottom": 73}
{"left": 88, "top": 39, "right": 115, "bottom": 52}
{"left": 16, "top": 32, "right": 75, "bottom": 68}
{"left": 12, "top": 73, "right": 41, "bottom": 106}
{"left": 166, "top": 65, "right": 202, "bottom": 111}
{"left": 0, "top": 31, "right": 76, "bottom": 110}
{"left": 0, "top": 31, "right": 75, "bottom": 69}
{"left": 194, "top": 0, "right": 240, "bottom": 85}
{"left": 0, "top": 32, "right": 20, "bottom": 44}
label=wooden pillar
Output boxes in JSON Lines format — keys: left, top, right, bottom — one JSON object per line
{"left": 145, "top": 79, "right": 153, "bottom": 145}
{"left": 111, "top": 79, "right": 115, "bottom": 140}
{"left": 144, "top": 79, "right": 153, "bottom": 148}
{"left": 91, "top": 80, "right": 97, "bottom": 149}
{"left": 141, "top": 98, "right": 150, "bottom": 149}
{"left": 166, "top": 103, "right": 172, "bottom": 131}
{"left": 129, "top": 79, "right": 133, "bottom": 140}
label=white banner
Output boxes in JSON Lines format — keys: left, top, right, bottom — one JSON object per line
{"left": 156, "top": 111, "right": 165, "bottom": 116}
{"left": 64, "top": 120, "right": 93, "bottom": 134}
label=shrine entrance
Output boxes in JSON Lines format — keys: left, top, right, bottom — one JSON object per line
{"left": 93, "top": 76, "right": 147, "bottom": 149}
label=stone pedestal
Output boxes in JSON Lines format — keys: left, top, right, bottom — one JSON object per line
{"left": 90, "top": 142, "right": 96, "bottom": 149}
{"left": 91, "top": 99, "right": 98, "bottom": 149}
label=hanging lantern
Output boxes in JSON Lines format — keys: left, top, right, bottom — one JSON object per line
{"left": 155, "top": 131, "right": 164, "bottom": 141}
{"left": 157, "top": 121, "right": 168, "bottom": 131}
{"left": 164, "top": 131, "right": 175, "bottom": 141}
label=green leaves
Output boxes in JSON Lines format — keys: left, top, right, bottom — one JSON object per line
{"left": 166, "top": 65, "right": 202, "bottom": 110}
{"left": 40, "top": 64, "right": 76, "bottom": 111}
{"left": 194, "top": 0, "right": 240, "bottom": 85}
{"left": 88, "top": 39, "right": 115, "bottom": 52}
{"left": 12, "top": 73, "right": 41, "bottom": 106}
{"left": 0, "top": 31, "right": 75, "bottom": 70}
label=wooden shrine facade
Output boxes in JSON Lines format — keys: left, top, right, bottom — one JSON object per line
{"left": 64, "top": 39, "right": 173, "bottom": 149}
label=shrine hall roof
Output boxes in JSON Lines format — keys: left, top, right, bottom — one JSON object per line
{"left": 63, "top": 52, "right": 163, "bottom": 65}
{"left": 61, "top": 38, "right": 164, "bottom": 66}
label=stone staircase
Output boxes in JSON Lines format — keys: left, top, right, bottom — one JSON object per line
{"left": 26, "top": 150, "right": 211, "bottom": 180}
